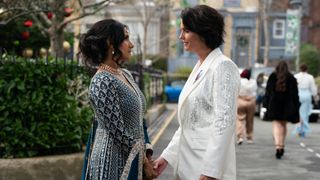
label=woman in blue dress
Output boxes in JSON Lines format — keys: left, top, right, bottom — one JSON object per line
{"left": 79, "top": 19, "right": 153, "bottom": 180}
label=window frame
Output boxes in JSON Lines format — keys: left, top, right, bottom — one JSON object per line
{"left": 273, "top": 19, "right": 285, "bottom": 39}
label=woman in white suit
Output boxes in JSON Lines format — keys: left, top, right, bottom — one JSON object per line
{"left": 154, "top": 5, "right": 240, "bottom": 180}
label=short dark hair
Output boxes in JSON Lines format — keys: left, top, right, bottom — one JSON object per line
{"left": 79, "top": 19, "right": 127, "bottom": 67}
{"left": 299, "top": 64, "right": 308, "bottom": 72}
{"left": 180, "top": 5, "right": 225, "bottom": 49}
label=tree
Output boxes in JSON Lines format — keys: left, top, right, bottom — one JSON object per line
{"left": 259, "top": 0, "right": 272, "bottom": 66}
{"left": 127, "top": 0, "right": 170, "bottom": 65}
{"left": 0, "top": 17, "right": 50, "bottom": 55}
{"left": 0, "top": 0, "right": 124, "bottom": 57}
{"left": 300, "top": 44, "right": 320, "bottom": 77}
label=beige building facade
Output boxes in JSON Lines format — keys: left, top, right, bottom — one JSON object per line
{"left": 169, "top": 0, "right": 260, "bottom": 70}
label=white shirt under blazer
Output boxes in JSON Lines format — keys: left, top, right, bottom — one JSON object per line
{"left": 161, "top": 48, "right": 240, "bottom": 180}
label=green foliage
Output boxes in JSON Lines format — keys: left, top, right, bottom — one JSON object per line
{"left": 180, "top": 0, "right": 190, "bottom": 7}
{"left": 172, "top": 66, "right": 192, "bottom": 80}
{"left": 175, "top": 66, "right": 192, "bottom": 75}
{"left": 146, "top": 54, "right": 168, "bottom": 71}
{"left": 143, "top": 73, "right": 152, "bottom": 108}
{"left": 0, "top": 17, "right": 74, "bottom": 57}
{"left": 0, "top": 18, "right": 50, "bottom": 55}
{"left": 127, "top": 54, "right": 168, "bottom": 71}
{"left": 127, "top": 55, "right": 139, "bottom": 66}
{"left": 315, "top": 76, "right": 320, "bottom": 87}
{"left": 300, "top": 44, "right": 320, "bottom": 77}
{"left": 64, "top": 32, "right": 74, "bottom": 46}
{"left": 0, "top": 57, "right": 92, "bottom": 158}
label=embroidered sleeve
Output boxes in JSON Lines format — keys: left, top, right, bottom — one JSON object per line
{"left": 213, "top": 61, "right": 239, "bottom": 135}
{"left": 201, "top": 60, "right": 240, "bottom": 178}
{"left": 90, "top": 75, "right": 133, "bottom": 146}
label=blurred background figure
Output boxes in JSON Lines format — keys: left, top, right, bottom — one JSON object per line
{"left": 294, "top": 64, "right": 318, "bottom": 137}
{"left": 263, "top": 61, "right": 300, "bottom": 159}
{"left": 256, "top": 73, "right": 266, "bottom": 111}
{"left": 237, "top": 69, "right": 257, "bottom": 145}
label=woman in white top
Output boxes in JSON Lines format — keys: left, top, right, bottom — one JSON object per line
{"left": 294, "top": 64, "right": 317, "bottom": 137}
{"left": 153, "top": 5, "right": 240, "bottom": 180}
{"left": 237, "top": 69, "right": 257, "bottom": 145}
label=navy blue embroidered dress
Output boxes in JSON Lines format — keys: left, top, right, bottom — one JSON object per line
{"left": 83, "top": 70, "right": 146, "bottom": 180}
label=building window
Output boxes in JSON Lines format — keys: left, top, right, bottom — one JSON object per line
{"left": 224, "top": 0, "right": 241, "bottom": 7}
{"left": 273, "top": 19, "right": 285, "bottom": 39}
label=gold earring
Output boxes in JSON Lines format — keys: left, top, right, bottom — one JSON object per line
{"left": 112, "top": 51, "right": 114, "bottom": 55}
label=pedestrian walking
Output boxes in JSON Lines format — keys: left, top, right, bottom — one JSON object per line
{"left": 154, "top": 5, "right": 240, "bottom": 180}
{"left": 294, "top": 64, "right": 317, "bottom": 137}
{"left": 237, "top": 68, "right": 257, "bottom": 145}
{"left": 79, "top": 19, "right": 154, "bottom": 180}
{"left": 263, "top": 61, "right": 300, "bottom": 159}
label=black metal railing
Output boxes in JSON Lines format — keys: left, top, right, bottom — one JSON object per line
{"left": 0, "top": 52, "right": 164, "bottom": 106}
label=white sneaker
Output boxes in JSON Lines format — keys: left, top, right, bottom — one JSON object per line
{"left": 237, "top": 138, "right": 244, "bottom": 145}
{"left": 247, "top": 140, "right": 254, "bottom": 144}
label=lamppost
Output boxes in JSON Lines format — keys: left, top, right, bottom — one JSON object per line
{"left": 289, "top": 0, "right": 302, "bottom": 71}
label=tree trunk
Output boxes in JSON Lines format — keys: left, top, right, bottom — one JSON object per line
{"left": 262, "top": 14, "right": 269, "bottom": 66}
{"left": 260, "top": 0, "right": 272, "bottom": 66}
{"left": 49, "top": 30, "right": 64, "bottom": 58}
{"left": 48, "top": 14, "right": 65, "bottom": 58}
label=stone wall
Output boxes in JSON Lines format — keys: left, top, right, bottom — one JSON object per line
{"left": 0, "top": 153, "right": 84, "bottom": 180}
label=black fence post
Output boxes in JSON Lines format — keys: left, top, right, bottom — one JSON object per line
{"left": 138, "top": 63, "right": 144, "bottom": 91}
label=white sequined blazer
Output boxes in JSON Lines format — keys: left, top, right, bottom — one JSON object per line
{"left": 161, "top": 48, "right": 240, "bottom": 180}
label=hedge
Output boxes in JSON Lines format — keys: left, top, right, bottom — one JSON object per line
{"left": 0, "top": 57, "right": 92, "bottom": 158}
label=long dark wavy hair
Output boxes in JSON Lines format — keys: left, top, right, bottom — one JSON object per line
{"left": 78, "top": 19, "right": 127, "bottom": 68}
{"left": 275, "top": 61, "right": 289, "bottom": 92}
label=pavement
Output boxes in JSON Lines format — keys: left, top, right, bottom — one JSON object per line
{"left": 149, "top": 103, "right": 320, "bottom": 180}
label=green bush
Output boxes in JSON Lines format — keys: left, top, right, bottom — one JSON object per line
{"left": 146, "top": 54, "right": 168, "bottom": 71}
{"left": 300, "top": 44, "right": 320, "bottom": 77}
{"left": 315, "top": 76, "right": 320, "bottom": 87}
{"left": 127, "top": 54, "right": 168, "bottom": 72}
{"left": 169, "top": 66, "right": 192, "bottom": 81}
{"left": 143, "top": 73, "right": 152, "bottom": 108}
{"left": 0, "top": 57, "right": 92, "bottom": 158}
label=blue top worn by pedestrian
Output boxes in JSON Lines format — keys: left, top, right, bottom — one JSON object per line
{"left": 82, "top": 70, "right": 151, "bottom": 180}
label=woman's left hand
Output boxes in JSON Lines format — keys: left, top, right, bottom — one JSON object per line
{"left": 199, "top": 175, "right": 216, "bottom": 180}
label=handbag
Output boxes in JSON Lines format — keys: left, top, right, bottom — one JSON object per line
{"left": 143, "top": 155, "right": 158, "bottom": 180}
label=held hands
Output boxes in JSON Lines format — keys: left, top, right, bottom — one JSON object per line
{"left": 153, "top": 157, "right": 168, "bottom": 177}
{"left": 146, "top": 149, "right": 153, "bottom": 160}
{"left": 152, "top": 158, "right": 216, "bottom": 180}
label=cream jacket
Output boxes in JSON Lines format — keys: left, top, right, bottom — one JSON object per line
{"left": 294, "top": 72, "right": 317, "bottom": 96}
{"left": 161, "top": 48, "right": 240, "bottom": 180}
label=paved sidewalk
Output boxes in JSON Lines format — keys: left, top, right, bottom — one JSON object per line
{"left": 236, "top": 118, "right": 320, "bottom": 180}
{"left": 151, "top": 103, "right": 320, "bottom": 180}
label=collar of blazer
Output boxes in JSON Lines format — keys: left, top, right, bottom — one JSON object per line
{"left": 177, "top": 48, "right": 223, "bottom": 121}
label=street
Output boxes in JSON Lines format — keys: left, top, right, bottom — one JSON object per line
{"left": 152, "top": 104, "right": 320, "bottom": 180}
